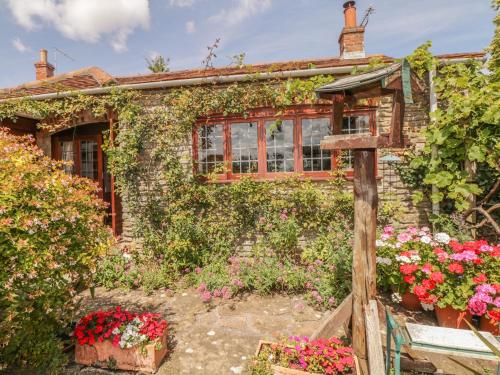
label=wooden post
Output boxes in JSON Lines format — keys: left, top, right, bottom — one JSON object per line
{"left": 352, "top": 149, "right": 378, "bottom": 374}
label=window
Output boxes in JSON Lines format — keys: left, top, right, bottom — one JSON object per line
{"left": 231, "top": 122, "right": 258, "bottom": 174}
{"left": 80, "top": 140, "right": 98, "bottom": 180}
{"left": 194, "top": 107, "right": 375, "bottom": 180}
{"left": 60, "top": 141, "right": 74, "bottom": 174}
{"left": 302, "top": 118, "right": 332, "bottom": 172}
{"left": 198, "top": 124, "right": 224, "bottom": 173}
{"left": 266, "top": 120, "right": 294, "bottom": 172}
{"left": 341, "top": 115, "right": 371, "bottom": 168}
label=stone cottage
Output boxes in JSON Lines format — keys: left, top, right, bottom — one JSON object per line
{"left": 0, "top": 1, "right": 485, "bottom": 242}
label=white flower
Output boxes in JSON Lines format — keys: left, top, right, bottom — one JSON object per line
{"left": 376, "top": 239, "right": 385, "bottom": 248}
{"left": 421, "top": 303, "right": 434, "bottom": 311}
{"left": 410, "top": 254, "right": 421, "bottom": 262}
{"left": 122, "top": 253, "right": 132, "bottom": 261}
{"left": 434, "top": 232, "right": 450, "bottom": 244}
{"left": 420, "top": 235, "right": 432, "bottom": 244}
{"left": 395, "top": 255, "right": 411, "bottom": 264}
{"left": 376, "top": 257, "right": 392, "bottom": 265}
{"left": 391, "top": 293, "right": 402, "bottom": 303}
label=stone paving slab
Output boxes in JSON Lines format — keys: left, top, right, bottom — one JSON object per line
{"left": 66, "top": 288, "right": 327, "bottom": 375}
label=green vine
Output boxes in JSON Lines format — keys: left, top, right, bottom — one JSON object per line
{"left": 402, "top": 36, "right": 500, "bottom": 214}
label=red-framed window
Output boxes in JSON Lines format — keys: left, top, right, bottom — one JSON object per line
{"left": 193, "top": 105, "right": 376, "bottom": 181}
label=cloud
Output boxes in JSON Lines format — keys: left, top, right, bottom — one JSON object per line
{"left": 4, "top": 0, "right": 150, "bottom": 53}
{"left": 169, "top": 0, "right": 197, "bottom": 7}
{"left": 210, "top": 0, "right": 272, "bottom": 26}
{"left": 12, "top": 37, "right": 30, "bottom": 53}
{"left": 185, "top": 20, "right": 196, "bottom": 34}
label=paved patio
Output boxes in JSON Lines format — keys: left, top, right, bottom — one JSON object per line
{"left": 65, "top": 287, "right": 327, "bottom": 375}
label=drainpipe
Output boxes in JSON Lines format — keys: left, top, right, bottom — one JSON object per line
{"left": 429, "top": 67, "right": 440, "bottom": 216}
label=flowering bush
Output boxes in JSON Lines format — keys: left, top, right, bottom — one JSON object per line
{"left": 0, "top": 130, "right": 112, "bottom": 371}
{"left": 74, "top": 306, "right": 167, "bottom": 350}
{"left": 256, "top": 336, "right": 354, "bottom": 374}
{"left": 376, "top": 225, "right": 500, "bottom": 312}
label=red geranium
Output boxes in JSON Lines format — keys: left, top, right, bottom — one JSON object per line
{"left": 400, "top": 264, "right": 419, "bottom": 275}
{"left": 447, "top": 263, "right": 464, "bottom": 274}
{"left": 403, "top": 275, "right": 415, "bottom": 284}
{"left": 473, "top": 274, "right": 488, "bottom": 284}
{"left": 430, "top": 272, "right": 444, "bottom": 284}
{"left": 74, "top": 306, "right": 168, "bottom": 348}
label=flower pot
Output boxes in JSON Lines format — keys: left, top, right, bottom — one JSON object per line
{"left": 75, "top": 330, "right": 168, "bottom": 373}
{"left": 479, "top": 316, "right": 499, "bottom": 336}
{"left": 254, "top": 341, "right": 356, "bottom": 375}
{"left": 401, "top": 292, "right": 423, "bottom": 311}
{"left": 435, "top": 305, "right": 472, "bottom": 329}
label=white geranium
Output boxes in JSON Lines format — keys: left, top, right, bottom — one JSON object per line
{"left": 395, "top": 255, "right": 411, "bottom": 264}
{"left": 420, "top": 235, "right": 431, "bottom": 244}
{"left": 421, "top": 303, "right": 434, "bottom": 311}
{"left": 376, "top": 239, "right": 385, "bottom": 248}
{"left": 391, "top": 293, "right": 402, "bottom": 303}
{"left": 376, "top": 257, "right": 392, "bottom": 265}
{"left": 434, "top": 232, "right": 450, "bottom": 244}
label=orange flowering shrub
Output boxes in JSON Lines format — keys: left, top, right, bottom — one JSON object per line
{"left": 0, "top": 129, "right": 112, "bottom": 372}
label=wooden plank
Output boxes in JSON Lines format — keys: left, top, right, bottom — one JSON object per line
{"left": 351, "top": 149, "right": 378, "bottom": 375}
{"left": 365, "top": 300, "right": 385, "bottom": 375}
{"left": 310, "top": 293, "right": 353, "bottom": 340}
{"left": 321, "top": 134, "right": 381, "bottom": 150}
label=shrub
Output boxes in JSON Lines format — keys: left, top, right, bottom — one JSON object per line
{"left": 0, "top": 130, "right": 112, "bottom": 372}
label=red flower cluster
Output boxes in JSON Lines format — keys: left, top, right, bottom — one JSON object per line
{"left": 74, "top": 306, "right": 167, "bottom": 347}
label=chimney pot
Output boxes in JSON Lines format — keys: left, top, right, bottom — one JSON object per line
{"left": 338, "top": 1, "right": 365, "bottom": 59}
{"left": 40, "top": 49, "right": 48, "bottom": 63}
{"left": 34, "top": 49, "right": 55, "bottom": 80}
{"left": 343, "top": 1, "right": 357, "bottom": 28}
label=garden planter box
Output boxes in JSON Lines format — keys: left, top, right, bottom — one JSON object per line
{"left": 255, "top": 341, "right": 356, "bottom": 375}
{"left": 435, "top": 305, "right": 472, "bottom": 330}
{"left": 75, "top": 330, "right": 168, "bottom": 373}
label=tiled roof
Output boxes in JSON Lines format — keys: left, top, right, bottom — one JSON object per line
{"left": 0, "top": 52, "right": 486, "bottom": 100}
{"left": 114, "top": 54, "right": 394, "bottom": 85}
{"left": 0, "top": 67, "right": 115, "bottom": 100}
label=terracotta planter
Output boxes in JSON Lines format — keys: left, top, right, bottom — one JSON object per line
{"left": 480, "top": 316, "right": 499, "bottom": 336}
{"left": 401, "top": 292, "right": 422, "bottom": 311}
{"left": 75, "top": 330, "right": 168, "bottom": 373}
{"left": 255, "top": 341, "right": 357, "bottom": 375}
{"left": 435, "top": 305, "right": 472, "bottom": 329}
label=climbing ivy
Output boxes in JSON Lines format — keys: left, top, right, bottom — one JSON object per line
{"left": 402, "top": 33, "right": 500, "bottom": 213}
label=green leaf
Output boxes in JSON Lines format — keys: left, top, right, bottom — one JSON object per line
{"left": 467, "top": 145, "right": 486, "bottom": 162}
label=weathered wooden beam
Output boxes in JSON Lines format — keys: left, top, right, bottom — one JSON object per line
{"left": 321, "top": 134, "right": 388, "bottom": 150}
{"left": 310, "top": 293, "right": 353, "bottom": 340}
{"left": 352, "top": 149, "right": 378, "bottom": 375}
{"left": 332, "top": 93, "right": 345, "bottom": 136}
{"left": 365, "top": 300, "right": 385, "bottom": 375}
{"left": 389, "top": 89, "right": 405, "bottom": 147}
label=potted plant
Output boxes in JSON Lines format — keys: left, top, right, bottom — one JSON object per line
{"left": 376, "top": 226, "right": 440, "bottom": 311}
{"left": 74, "top": 306, "right": 168, "bottom": 373}
{"left": 467, "top": 281, "right": 500, "bottom": 335}
{"left": 254, "top": 336, "right": 355, "bottom": 374}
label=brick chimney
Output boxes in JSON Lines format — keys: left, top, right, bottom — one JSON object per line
{"left": 34, "top": 49, "right": 55, "bottom": 80}
{"left": 338, "top": 1, "right": 365, "bottom": 59}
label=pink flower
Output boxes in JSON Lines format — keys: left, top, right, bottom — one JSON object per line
{"left": 195, "top": 267, "right": 202, "bottom": 274}
{"left": 201, "top": 291, "right": 211, "bottom": 303}
{"left": 451, "top": 250, "right": 478, "bottom": 262}
{"left": 408, "top": 227, "right": 418, "bottom": 235}
{"left": 383, "top": 226, "right": 394, "bottom": 235}
{"left": 421, "top": 263, "right": 432, "bottom": 274}
{"left": 397, "top": 232, "right": 412, "bottom": 243}
{"left": 468, "top": 296, "right": 488, "bottom": 316}
{"left": 476, "top": 284, "right": 496, "bottom": 295}
{"left": 196, "top": 283, "right": 206, "bottom": 293}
